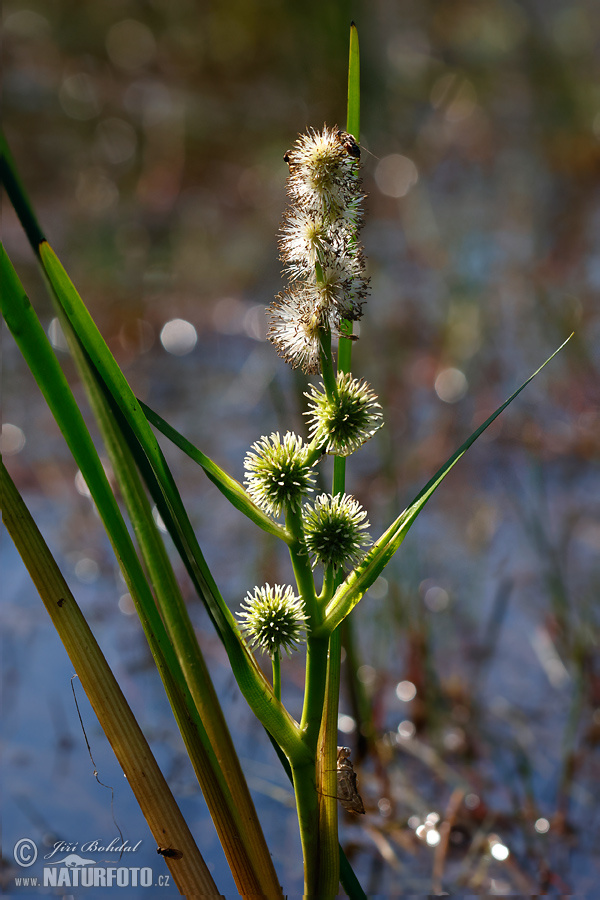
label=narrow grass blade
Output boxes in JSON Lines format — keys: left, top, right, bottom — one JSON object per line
{"left": 1, "top": 462, "right": 220, "bottom": 897}
{"left": 38, "top": 241, "right": 234, "bottom": 636}
{"left": 320, "top": 336, "right": 573, "bottom": 635}
{"left": 1, "top": 132, "right": 46, "bottom": 249}
{"left": 1, "top": 247, "right": 172, "bottom": 669}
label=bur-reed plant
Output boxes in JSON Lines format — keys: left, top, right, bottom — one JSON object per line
{"left": 1, "top": 24, "right": 571, "bottom": 897}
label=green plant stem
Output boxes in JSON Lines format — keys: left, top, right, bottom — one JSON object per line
{"left": 286, "top": 504, "right": 319, "bottom": 627}
{"left": 1, "top": 461, "right": 219, "bottom": 897}
{"left": 272, "top": 651, "right": 282, "bottom": 702}
{"left": 315, "top": 27, "right": 362, "bottom": 892}
{"left": 318, "top": 565, "right": 336, "bottom": 604}
{"left": 300, "top": 635, "right": 330, "bottom": 747}
{"left": 319, "top": 327, "right": 338, "bottom": 399}
{"left": 290, "top": 760, "right": 320, "bottom": 896}
{"left": 316, "top": 627, "right": 343, "bottom": 896}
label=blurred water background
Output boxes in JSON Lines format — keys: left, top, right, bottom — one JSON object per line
{"left": 3, "top": 0, "right": 599, "bottom": 895}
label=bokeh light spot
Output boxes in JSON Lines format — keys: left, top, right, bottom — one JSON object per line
{"left": 435, "top": 367, "right": 468, "bottom": 403}
{"left": 378, "top": 797, "right": 392, "bottom": 816}
{"left": 397, "top": 720, "right": 416, "bottom": 740}
{"left": 357, "top": 665, "right": 376, "bottom": 686}
{"left": 74, "top": 470, "right": 91, "bottom": 497}
{"left": 59, "top": 73, "right": 101, "bottom": 120}
{"left": 152, "top": 506, "right": 167, "bottom": 533}
{"left": 396, "top": 680, "right": 417, "bottom": 702}
{"left": 338, "top": 714, "right": 356, "bottom": 734}
{"left": 490, "top": 841, "right": 510, "bottom": 861}
{"left": 1, "top": 424, "right": 26, "bottom": 456}
{"left": 74, "top": 557, "right": 100, "bottom": 584}
{"left": 118, "top": 593, "right": 136, "bottom": 616}
{"left": 375, "top": 154, "right": 419, "bottom": 198}
{"left": 424, "top": 585, "right": 449, "bottom": 611}
{"left": 160, "top": 318, "right": 197, "bottom": 355}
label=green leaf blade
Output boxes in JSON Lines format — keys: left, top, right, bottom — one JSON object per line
{"left": 346, "top": 23, "right": 360, "bottom": 140}
{"left": 319, "top": 335, "right": 573, "bottom": 635}
{"left": 141, "top": 401, "right": 292, "bottom": 544}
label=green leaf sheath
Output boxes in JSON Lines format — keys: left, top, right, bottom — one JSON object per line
{"left": 319, "top": 335, "right": 574, "bottom": 637}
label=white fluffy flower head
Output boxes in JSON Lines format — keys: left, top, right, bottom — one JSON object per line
{"left": 305, "top": 372, "right": 383, "bottom": 456}
{"left": 303, "top": 493, "right": 372, "bottom": 570}
{"left": 244, "top": 431, "right": 315, "bottom": 516}
{"left": 238, "top": 584, "right": 307, "bottom": 657}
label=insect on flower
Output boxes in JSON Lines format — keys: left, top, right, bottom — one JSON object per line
{"left": 284, "top": 129, "right": 360, "bottom": 167}
{"left": 336, "top": 129, "right": 360, "bottom": 158}
{"left": 270, "top": 124, "right": 368, "bottom": 373}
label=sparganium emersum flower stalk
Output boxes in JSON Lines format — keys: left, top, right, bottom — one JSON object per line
{"left": 268, "top": 126, "right": 369, "bottom": 374}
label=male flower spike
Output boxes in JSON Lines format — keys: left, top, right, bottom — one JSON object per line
{"left": 268, "top": 126, "right": 368, "bottom": 374}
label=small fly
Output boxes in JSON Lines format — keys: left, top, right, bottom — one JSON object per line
{"left": 335, "top": 130, "right": 361, "bottom": 159}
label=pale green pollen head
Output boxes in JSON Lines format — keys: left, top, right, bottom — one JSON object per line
{"left": 244, "top": 431, "right": 315, "bottom": 517}
{"left": 305, "top": 372, "right": 383, "bottom": 457}
{"left": 237, "top": 584, "right": 307, "bottom": 657}
{"left": 302, "top": 493, "right": 371, "bottom": 570}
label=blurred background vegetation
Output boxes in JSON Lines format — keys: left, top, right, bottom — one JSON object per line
{"left": 3, "top": 0, "right": 599, "bottom": 895}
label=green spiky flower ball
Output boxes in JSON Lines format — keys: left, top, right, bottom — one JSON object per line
{"left": 238, "top": 584, "right": 307, "bottom": 657}
{"left": 244, "top": 431, "right": 315, "bottom": 517}
{"left": 305, "top": 372, "right": 383, "bottom": 456}
{"left": 303, "top": 493, "right": 372, "bottom": 570}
